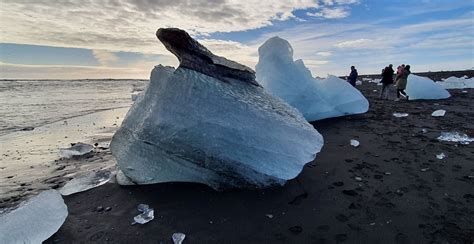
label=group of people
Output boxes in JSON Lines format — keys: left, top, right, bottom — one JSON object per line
{"left": 380, "top": 64, "right": 411, "bottom": 101}
{"left": 346, "top": 64, "right": 412, "bottom": 101}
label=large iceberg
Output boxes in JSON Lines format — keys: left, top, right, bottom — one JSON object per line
{"left": 406, "top": 75, "right": 450, "bottom": 100}
{"left": 0, "top": 190, "right": 68, "bottom": 243}
{"left": 437, "top": 76, "right": 474, "bottom": 89}
{"left": 110, "top": 28, "right": 322, "bottom": 190}
{"left": 255, "top": 37, "right": 369, "bottom": 121}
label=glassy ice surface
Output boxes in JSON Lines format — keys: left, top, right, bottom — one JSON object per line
{"left": 59, "top": 170, "right": 112, "bottom": 196}
{"left": 406, "top": 75, "right": 450, "bottom": 100}
{"left": 133, "top": 204, "right": 154, "bottom": 225}
{"left": 437, "top": 132, "right": 474, "bottom": 144}
{"left": 0, "top": 190, "right": 68, "bottom": 243}
{"left": 431, "top": 109, "right": 446, "bottom": 117}
{"left": 255, "top": 37, "right": 368, "bottom": 121}
{"left": 172, "top": 233, "right": 186, "bottom": 244}
{"left": 393, "top": 113, "right": 409, "bottom": 117}
{"left": 59, "top": 142, "right": 93, "bottom": 158}
{"left": 438, "top": 76, "right": 474, "bottom": 89}
{"left": 111, "top": 65, "right": 323, "bottom": 190}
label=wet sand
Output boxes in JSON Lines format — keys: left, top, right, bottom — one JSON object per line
{"left": 47, "top": 82, "right": 473, "bottom": 243}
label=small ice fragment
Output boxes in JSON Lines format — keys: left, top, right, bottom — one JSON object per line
{"left": 461, "top": 90, "right": 468, "bottom": 93}
{"left": 265, "top": 214, "right": 274, "bottom": 218}
{"left": 116, "top": 169, "right": 136, "bottom": 185}
{"left": 354, "top": 177, "right": 362, "bottom": 181}
{"left": 392, "top": 113, "right": 408, "bottom": 118}
{"left": 59, "top": 170, "right": 112, "bottom": 196}
{"left": 373, "top": 89, "right": 377, "bottom": 92}
{"left": 0, "top": 190, "right": 68, "bottom": 243}
{"left": 420, "top": 168, "right": 430, "bottom": 172}
{"left": 384, "top": 172, "right": 391, "bottom": 175}
{"left": 421, "top": 128, "right": 428, "bottom": 133}
{"left": 350, "top": 139, "right": 360, "bottom": 147}
{"left": 59, "top": 142, "right": 93, "bottom": 158}
{"left": 369, "top": 222, "right": 376, "bottom": 226}
{"left": 431, "top": 109, "right": 446, "bottom": 117}
{"left": 133, "top": 204, "right": 154, "bottom": 225}
{"left": 436, "top": 153, "right": 446, "bottom": 160}
{"left": 356, "top": 80, "right": 362, "bottom": 85}
{"left": 172, "top": 233, "right": 186, "bottom": 244}
{"left": 437, "top": 132, "right": 474, "bottom": 145}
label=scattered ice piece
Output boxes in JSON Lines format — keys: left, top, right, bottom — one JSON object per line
{"left": 0, "top": 190, "right": 68, "bottom": 243}
{"left": 369, "top": 222, "right": 376, "bottom": 226}
{"left": 59, "top": 170, "right": 112, "bottom": 196}
{"left": 350, "top": 139, "right": 360, "bottom": 147}
{"left": 437, "top": 132, "right": 474, "bottom": 145}
{"left": 406, "top": 75, "right": 450, "bottom": 100}
{"left": 132, "top": 204, "right": 154, "bottom": 225}
{"left": 266, "top": 214, "right": 274, "bottom": 218}
{"left": 384, "top": 172, "right": 391, "bottom": 175}
{"left": 354, "top": 177, "right": 362, "bottom": 181}
{"left": 420, "top": 168, "right": 430, "bottom": 172}
{"left": 421, "top": 128, "right": 428, "bottom": 133}
{"left": 461, "top": 90, "right": 468, "bottom": 93}
{"left": 373, "top": 89, "right": 378, "bottom": 92}
{"left": 436, "top": 153, "right": 446, "bottom": 159}
{"left": 172, "top": 233, "right": 186, "bottom": 244}
{"left": 431, "top": 109, "right": 446, "bottom": 117}
{"left": 59, "top": 142, "right": 93, "bottom": 158}
{"left": 255, "top": 36, "right": 368, "bottom": 121}
{"left": 392, "top": 113, "right": 408, "bottom": 118}
{"left": 356, "top": 80, "right": 362, "bottom": 85}
{"left": 437, "top": 76, "right": 474, "bottom": 89}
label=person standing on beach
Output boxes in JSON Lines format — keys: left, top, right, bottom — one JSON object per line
{"left": 380, "top": 64, "right": 394, "bottom": 99}
{"left": 347, "top": 66, "right": 358, "bottom": 87}
{"left": 394, "top": 65, "right": 410, "bottom": 101}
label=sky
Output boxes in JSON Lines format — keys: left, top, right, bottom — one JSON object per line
{"left": 0, "top": 0, "right": 473, "bottom": 79}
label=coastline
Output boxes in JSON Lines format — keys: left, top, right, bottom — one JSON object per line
{"left": 44, "top": 82, "right": 474, "bottom": 243}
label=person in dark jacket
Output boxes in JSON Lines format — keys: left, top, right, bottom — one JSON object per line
{"left": 380, "top": 64, "right": 394, "bottom": 99}
{"left": 347, "top": 66, "right": 358, "bottom": 87}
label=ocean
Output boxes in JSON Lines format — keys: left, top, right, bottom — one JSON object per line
{"left": 0, "top": 79, "right": 147, "bottom": 136}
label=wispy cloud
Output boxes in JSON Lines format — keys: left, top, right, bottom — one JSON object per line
{"left": 307, "top": 7, "right": 351, "bottom": 19}
{"left": 92, "top": 50, "right": 119, "bottom": 66}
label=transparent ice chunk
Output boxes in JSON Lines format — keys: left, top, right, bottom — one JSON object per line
{"left": 59, "top": 142, "right": 93, "bottom": 158}
{"left": 172, "top": 233, "right": 186, "bottom": 244}
{"left": 132, "top": 204, "right": 154, "bottom": 225}
{"left": 0, "top": 190, "right": 68, "bottom": 243}
{"left": 350, "top": 139, "right": 360, "bottom": 147}
{"left": 431, "top": 109, "right": 446, "bottom": 117}
{"left": 392, "top": 113, "right": 409, "bottom": 118}
{"left": 59, "top": 170, "right": 112, "bottom": 196}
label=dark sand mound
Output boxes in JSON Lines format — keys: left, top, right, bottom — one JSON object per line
{"left": 47, "top": 82, "right": 474, "bottom": 243}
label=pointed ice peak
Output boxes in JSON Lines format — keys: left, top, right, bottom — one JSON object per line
{"left": 156, "top": 28, "right": 258, "bottom": 86}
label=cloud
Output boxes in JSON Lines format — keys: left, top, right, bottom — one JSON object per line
{"left": 92, "top": 50, "right": 119, "bottom": 66}
{"left": 334, "top": 38, "right": 373, "bottom": 48}
{"left": 307, "top": 7, "right": 350, "bottom": 19}
{"left": 316, "top": 51, "right": 332, "bottom": 56}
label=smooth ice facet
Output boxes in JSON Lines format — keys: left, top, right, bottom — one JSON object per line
{"left": 405, "top": 75, "right": 450, "bottom": 100}
{"left": 255, "top": 36, "right": 368, "bottom": 121}
{"left": 59, "top": 142, "right": 93, "bottom": 158}
{"left": 437, "top": 132, "right": 474, "bottom": 145}
{"left": 0, "top": 190, "right": 68, "bottom": 243}
{"left": 172, "top": 233, "right": 186, "bottom": 244}
{"left": 59, "top": 170, "right": 112, "bottom": 196}
{"left": 431, "top": 109, "right": 446, "bottom": 117}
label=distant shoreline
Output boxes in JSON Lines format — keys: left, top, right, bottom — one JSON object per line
{"left": 1, "top": 69, "right": 473, "bottom": 82}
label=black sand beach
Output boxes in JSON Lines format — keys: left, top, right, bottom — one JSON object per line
{"left": 47, "top": 82, "right": 474, "bottom": 243}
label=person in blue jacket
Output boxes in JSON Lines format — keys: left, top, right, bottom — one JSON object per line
{"left": 347, "top": 66, "right": 358, "bottom": 87}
